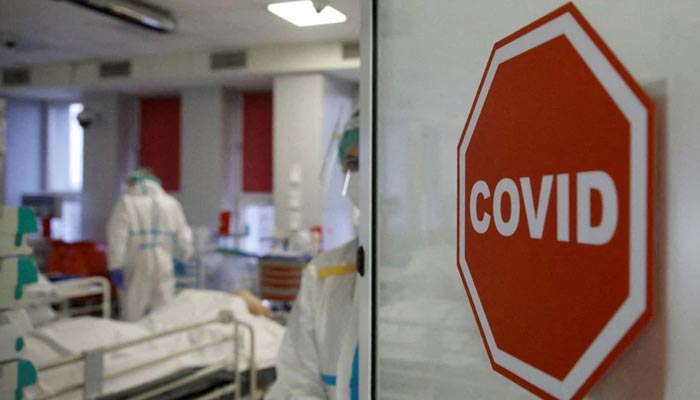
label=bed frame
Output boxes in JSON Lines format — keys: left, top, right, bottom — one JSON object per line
{"left": 25, "top": 278, "right": 269, "bottom": 400}
{"left": 32, "top": 310, "right": 263, "bottom": 400}
{"left": 25, "top": 276, "right": 112, "bottom": 321}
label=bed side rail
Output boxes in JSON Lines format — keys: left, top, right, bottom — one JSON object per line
{"left": 26, "top": 276, "right": 111, "bottom": 319}
{"left": 32, "top": 310, "right": 259, "bottom": 400}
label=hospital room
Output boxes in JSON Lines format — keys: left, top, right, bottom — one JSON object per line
{"left": 4, "top": 1, "right": 700, "bottom": 400}
{"left": 2, "top": 0, "right": 358, "bottom": 398}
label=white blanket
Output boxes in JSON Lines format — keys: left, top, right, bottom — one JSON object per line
{"left": 23, "top": 289, "right": 284, "bottom": 400}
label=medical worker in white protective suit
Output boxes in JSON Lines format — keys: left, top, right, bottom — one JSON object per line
{"left": 107, "top": 168, "right": 193, "bottom": 321}
{"left": 266, "top": 111, "right": 361, "bottom": 400}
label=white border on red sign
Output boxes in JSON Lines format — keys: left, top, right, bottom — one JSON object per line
{"left": 457, "top": 12, "right": 648, "bottom": 400}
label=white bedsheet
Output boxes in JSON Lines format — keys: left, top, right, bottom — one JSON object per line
{"left": 22, "top": 289, "right": 284, "bottom": 400}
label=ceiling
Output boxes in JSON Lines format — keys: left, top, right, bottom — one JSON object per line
{"left": 0, "top": 0, "right": 360, "bottom": 68}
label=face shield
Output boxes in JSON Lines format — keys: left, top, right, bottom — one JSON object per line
{"left": 342, "top": 169, "right": 360, "bottom": 209}
{"left": 339, "top": 111, "right": 360, "bottom": 211}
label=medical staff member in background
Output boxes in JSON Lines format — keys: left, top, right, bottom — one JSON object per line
{"left": 266, "top": 111, "right": 361, "bottom": 400}
{"left": 107, "top": 168, "right": 193, "bottom": 321}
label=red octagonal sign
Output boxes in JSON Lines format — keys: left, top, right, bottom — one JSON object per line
{"left": 456, "top": 4, "right": 654, "bottom": 400}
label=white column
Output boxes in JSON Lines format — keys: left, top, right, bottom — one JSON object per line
{"left": 273, "top": 74, "right": 356, "bottom": 245}
{"left": 80, "top": 93, "right": 135, "bottom": 242}
{"left": 273, "top": 74, "right": 324, "bottom": 239}
{"left": 180, "top": 87, "right": 231, "bottom": 230}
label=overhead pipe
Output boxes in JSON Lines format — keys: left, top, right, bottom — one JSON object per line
{"left": 56, "top": 0, "right": 176, "bottom": 33}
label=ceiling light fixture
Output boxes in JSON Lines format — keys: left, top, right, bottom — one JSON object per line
{"left": 267, "top": 1, "right": 347, "bottom": 27}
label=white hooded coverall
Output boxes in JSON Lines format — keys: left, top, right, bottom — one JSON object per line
{"left": 266, "top": 239, "right": 359, "bottom": 400}
{"left": 107, "top": 179, "right": 193, "bottom": 321}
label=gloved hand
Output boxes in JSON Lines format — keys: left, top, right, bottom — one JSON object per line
{"left": 110, "top": 268, "right": 125, "bottom": 290}
{"left": 173, "top": 258, "right": 188, "bottom": 276}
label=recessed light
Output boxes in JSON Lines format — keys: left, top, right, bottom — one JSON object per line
{"left": 267, "top": 1, "right": 347, "bottom": 27}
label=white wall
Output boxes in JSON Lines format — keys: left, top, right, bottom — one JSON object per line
{"left": 179, "top": 87, "right": 236, "bottom": 230}
{"left": 273, "top": 74, "right": 356, "bottom": 246}
{"left": 371, "top": 0, "right": 700, "bottom": 399}
{"left": 0, "top": 41, "right": 359, "bottom": 100}
{"left": 80, "top": 93, "right": 136, "bottom": 242}
{"left": 4, "top": 99, "right": 43, "bottom": 206}
{"left": 120, "top": 97, "right": 139, "bottom": 189}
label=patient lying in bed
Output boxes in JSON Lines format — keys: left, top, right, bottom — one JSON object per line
{"left": 21, "top": 289, "right": 285, "bottom": 400}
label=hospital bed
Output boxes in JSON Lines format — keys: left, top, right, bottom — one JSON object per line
{"left": 23, "top": 275, "right": 112, "bottom": 324}
{"left": 21, "top": 287, "right": 284, "bottom": 400}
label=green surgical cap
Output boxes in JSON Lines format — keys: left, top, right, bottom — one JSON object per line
{"left": 338, "top": 110, "right": 360, "bottom": 166}
{"left": 128, "top": 168, "right": 161, "bottom": 185}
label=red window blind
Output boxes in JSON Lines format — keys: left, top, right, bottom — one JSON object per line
{"left": 242, "top": 92, "right": 273, "bottom": 192}
{"left": 139, "top": 96, "right": 181, "bottom": 191}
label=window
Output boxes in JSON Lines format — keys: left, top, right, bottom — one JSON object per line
{"left": 47, "top": 103, "right": 83, "bottom": 192}
{"left": 68, "top": 103, "right": 84, "bottom": 191}
{"left": 46, "top": 102, "right": 84, "bottom": 241}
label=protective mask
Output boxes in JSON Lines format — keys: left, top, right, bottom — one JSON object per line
{"left": 342, "top": 171, "right": 360, "bottom": 210}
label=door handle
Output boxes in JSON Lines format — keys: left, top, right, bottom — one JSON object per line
{"left": 356, "top": 245, "right": 365, "bottom": 277}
